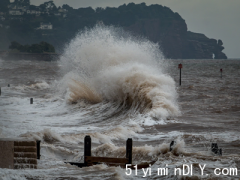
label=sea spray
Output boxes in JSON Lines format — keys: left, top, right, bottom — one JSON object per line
{"left": 58, "top": 25, "right": 180, "bottom": 119}
{"left": 20, "top": 124, "right": 143, "bottom": 144}
{"left": 90, "top": 139, "right": 186, "bottom": 164}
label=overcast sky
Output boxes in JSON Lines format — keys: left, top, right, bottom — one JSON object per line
{"left": 28, "top": 0, "right": 240, "bottom": 58}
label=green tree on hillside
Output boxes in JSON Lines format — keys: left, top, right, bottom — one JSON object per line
{"left": 39, "top": 1, "right": 57, "bottom": 12}
{"left": 9, "top": 41, "right": 22, "bottom": 50}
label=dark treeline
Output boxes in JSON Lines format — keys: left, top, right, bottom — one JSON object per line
{"left": 9, "top": 41, "right": 55, "bottom": 53}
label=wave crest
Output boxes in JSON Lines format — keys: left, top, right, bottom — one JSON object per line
{"left": 59, "top": 25, "right": 180, "bottom": 119}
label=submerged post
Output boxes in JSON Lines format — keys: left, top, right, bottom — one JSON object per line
{"left": 178, "top": 63, "right": 182, "bottom": 86}
{"left": 211, "top": 143, "right": 218, "bottom": 154}
{"left": 36, "top": 140, "right": 41, "bottom": 159}
{"left": 126, "top": 138, "right": 132, "bottom": 164}
{"left": 170, "top": 141, "right": 175, "bottom": 151}
{"left": 220, "top": 69, "right": 223, "bottom": 78}
{"left": 30, "top": 98, "right": 33, "bottom": 104}
{"left": 84, "top": 135, "right": 91, "bottom": 165}
{"left": 8, "top": 84, "right": 10, "bottom": 87}
{"left": 211, "top": 143, "right": 222, "bottom": 156}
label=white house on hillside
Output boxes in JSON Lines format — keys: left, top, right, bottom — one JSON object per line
{"left": 38, "top": 22, "right": 53, "bottom": 30}
{"left": 0, "top": 16, "right": 5, "bottom": 21}
{"left": 26, "top": 10, "right": 42, "bottom": 15}
{"left": 9, "top": 9, "right": 24, "bottom": 15}
{"left": 8, "top": 4, "right": 28, "bottom": 12}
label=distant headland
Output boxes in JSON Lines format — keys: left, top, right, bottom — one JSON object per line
{"left": 0, "top": 0, "right": 227, "bottom": 59}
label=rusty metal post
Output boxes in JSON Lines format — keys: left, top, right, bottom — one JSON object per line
{"left": 180, "top": 68, "right": 182, "bottom": 85}
{"left": 178, "top": 63, "right": 182, "bottom": 86}
{"left": 126, "top": 138, "right": 132, "bottom": 164}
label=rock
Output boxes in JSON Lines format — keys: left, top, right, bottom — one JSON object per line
{"left": 184, "top": 31, "right": 227, "bottom": 59}
{"left": 211, "top": 143, "right": 222, "bottom": 156}
{"left": 218, "top": 39, "right": 223, "bottom": 46}
{"left": 126, "top": 18, "right": 188, "bottom": 59}
{"left": 124, "top": 4, "right": 227, "bottom": 59}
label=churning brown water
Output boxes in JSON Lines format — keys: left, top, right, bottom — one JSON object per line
{"left": 0, "top": 26, "right": 240, "bottom": 179}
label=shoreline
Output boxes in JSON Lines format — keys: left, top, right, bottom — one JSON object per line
{"left": 0, "top": 52, "right": 60, "bottom": 61}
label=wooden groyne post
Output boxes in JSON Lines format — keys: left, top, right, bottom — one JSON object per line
{"left": 36, "top": 140, "right": 41, "bottom": 159}
{"left": 67, "top": 136, "right": 156, "bottom": 169}
{"left": 126, "top": 138, "right": 132, "bottom": 164}
{"left": 67, "top": 135, "right": 132, "bottom": 168}
{"left": 84, "top": 135, "right": 91, "bottom": 165}
{"left": 84, "top": 136, "right": 132, "bottom": 167}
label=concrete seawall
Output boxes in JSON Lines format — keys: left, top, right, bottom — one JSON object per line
{"left": 0, "top": 138, "right": 39, "bottom": 169}
{"left": 0, "top": 53, "right": 60, "bottom": 61}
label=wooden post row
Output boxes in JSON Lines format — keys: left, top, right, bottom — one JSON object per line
{"left": 84, "top": 136, "right": 132, "bottom": 165}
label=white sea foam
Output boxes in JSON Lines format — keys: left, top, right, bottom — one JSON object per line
{"left": 14, "top": 80, "right": 50, "bottom": 91}
{"left": 90, "top": 138, "right": 186, "bottom": 163}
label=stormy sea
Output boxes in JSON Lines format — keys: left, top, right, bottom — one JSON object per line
{"left": 0, "top": 26, "right": 240, "bottom": 179}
